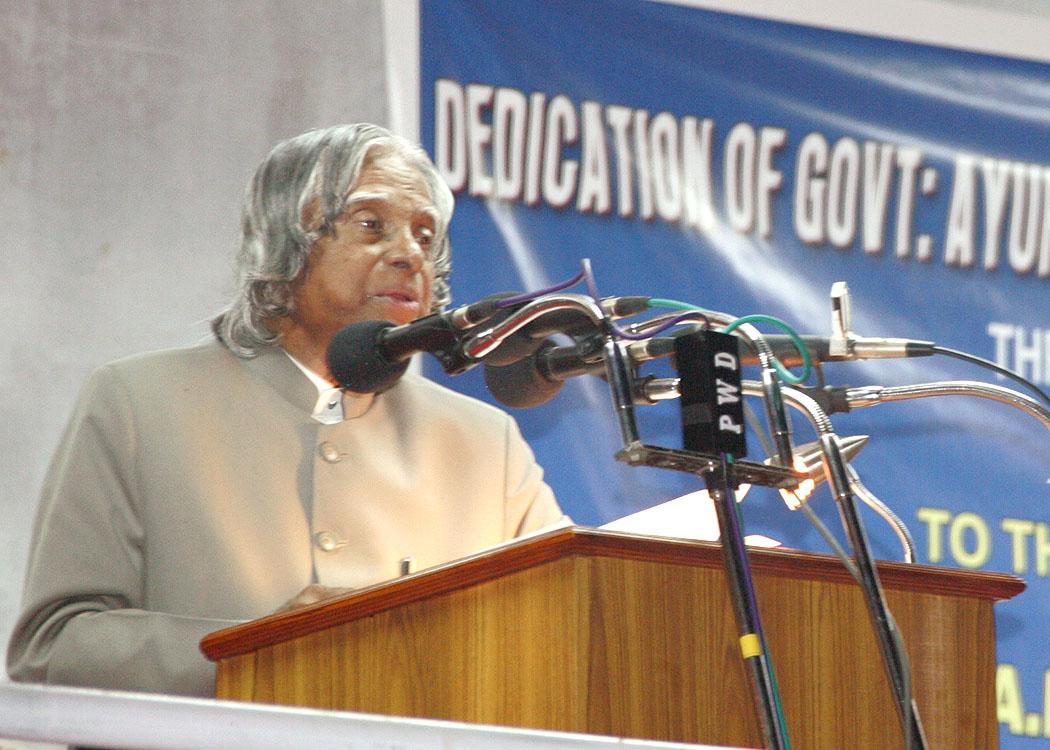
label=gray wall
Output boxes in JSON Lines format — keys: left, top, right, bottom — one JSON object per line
{"left": 0, "top": 0, "right": 390, "bottom": 670}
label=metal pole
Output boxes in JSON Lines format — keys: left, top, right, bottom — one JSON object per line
{"left": 819, "top": 434, "right": 928, "bottom": 749}
{"left": 705, "top": 460, "right": 790, "bottom": 750}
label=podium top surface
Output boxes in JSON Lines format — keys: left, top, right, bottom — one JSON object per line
{"left": 200, "top": 526, "right": 1024, "bottom": 661}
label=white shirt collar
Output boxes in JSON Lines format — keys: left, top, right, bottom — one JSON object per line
{"left": 283, "top": 351, "right": 345, "bottom": 425}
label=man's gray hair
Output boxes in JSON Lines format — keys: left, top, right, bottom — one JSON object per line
{"left": 213, "top": 123, "right": 454, "bottom": 357}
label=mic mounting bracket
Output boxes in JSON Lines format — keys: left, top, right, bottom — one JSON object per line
{"left": 615, "top": 442, "right": 801, "bottom": 489}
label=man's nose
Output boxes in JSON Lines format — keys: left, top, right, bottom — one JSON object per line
{"left": 383, "top": 225, "right": 425, "bottom": 271}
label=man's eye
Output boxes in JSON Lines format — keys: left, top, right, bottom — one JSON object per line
{"left": 416, "top": 228, "right": 435, "bottom": 248}
{"left": 357, "top": 217, "right": 381, "bottom": 232}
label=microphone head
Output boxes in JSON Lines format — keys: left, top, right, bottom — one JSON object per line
{"left": 484, "top": 341, "right": 564, "bottom": 408}
{"left": 327, "top": 319, "right": 410, "bottom": 394}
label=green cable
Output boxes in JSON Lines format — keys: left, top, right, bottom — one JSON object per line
{"left": 770, "top": 663, "right": 792, "bottom": 748}
{"left": 649, "top": 297, "right": 707, "bottom": 312}
{"left": 723, "top": 314, "right": 812, "bottom": 384}
{"left": 647, "top": 301, "right": 813, "bottom": 384}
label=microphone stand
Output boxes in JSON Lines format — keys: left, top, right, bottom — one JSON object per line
{"left": 468, "top": 294, "right": 812, "bottom": 747}
{"left": 603, "top": 322, "right": 794, "bottom": 750}
{"left": 747, "top": 376, "right": 1050, "bottom": 748}
{"left": 820, "top": 434, "right": 929, "bottom": 749}
{"left": 481, "top": 289, "right": 1048, "bottom": 748}
{"left": 742, "top": 380, "right": 928, "bottom": 747}
{"left": 821, "top": 378, "right": 1050, "bottom": 747}
{"left": 705, "top": 458, "right": 791, "bottom": 750}
{"left": 636, "top": 372, "right": 935, "bottom": 746}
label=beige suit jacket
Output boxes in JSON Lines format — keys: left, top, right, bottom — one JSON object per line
{"left": 7, "top": 339, "right": 564, "bottom": 697}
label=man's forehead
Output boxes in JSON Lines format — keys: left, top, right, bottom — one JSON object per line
{"left": 357, "top": 149, "right": 428, "bottom": 185}
{"left": 343, "top": 190, "right": 439, "bottom": 219}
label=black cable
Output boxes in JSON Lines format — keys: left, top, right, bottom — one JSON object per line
{"left": 932, "top": 345, "right": 1050, "bottom": 407}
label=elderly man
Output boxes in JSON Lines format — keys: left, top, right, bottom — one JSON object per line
{"left": 8, "top": 124, "right": 565, "bottom": 697}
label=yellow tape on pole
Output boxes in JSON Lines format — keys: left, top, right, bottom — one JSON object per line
{"left": 739, "top": 633, "right": 762, "bottom": 659}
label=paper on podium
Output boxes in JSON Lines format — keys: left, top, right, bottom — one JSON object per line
{"left": 600, "top": 490, "right": 781, "bottom": 548}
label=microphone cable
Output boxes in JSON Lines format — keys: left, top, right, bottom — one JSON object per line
{"left": 930, "top": 345, "right": 1050, "bottom": 407}
{"left": 723, "top": 314, "right": 814, "bottom": 384}
{"left": 648, "top": 298, "right": 815, "bottom": 384}
{"left": 649, "top": 298, "right": 1050, "bottom": 410}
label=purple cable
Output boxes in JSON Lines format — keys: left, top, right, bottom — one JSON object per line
{"left": 493, "top": 265, "right": 589, "bottom": 308}
{"left": 610, "top": 311, "right": 710, "bottom": 340}
{"left": 581, "top": 258, "right": 601, "bottom": 302}
{"left": 492, "top": 257, "right": 705, "bottom": 341}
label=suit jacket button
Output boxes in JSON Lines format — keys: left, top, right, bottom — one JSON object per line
{"left": 314, "top": 531, "right": 346, "bottom": 552}
{"left": 318, "top": 442, "right": 342, "bottom": 463}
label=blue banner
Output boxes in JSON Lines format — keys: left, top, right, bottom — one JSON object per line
{"left": 420, "top": 2, "right": 1050, "bottom": 745}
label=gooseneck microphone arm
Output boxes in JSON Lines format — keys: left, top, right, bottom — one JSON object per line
{"left": 461, "top": 293, "right": 605, "bottom": 360}
{"left": 739, "top": 382, "right": 916, "bottom": 564}
{"left": 844, "top": 381, "right": 1050, "bottom": 430}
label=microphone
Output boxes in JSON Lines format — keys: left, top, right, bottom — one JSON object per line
{"left": 326, "top": 292, "right": 519, "bottom": 393}
{"left": 484, "top": 341, "right": 565, "bottom": 408}
{"left": 632, "top": 331, "right": 935, "bottom": 367}
{"left": 328, "top": 319, "right": 411, "bottom": 394}
{"left": 482, "top": 329, "right": 939, "bottom": 408}
{"left": 329, "top": 293, "right": 649, "bottom": 395}
{"left": 481, "top": 296, "right": 651, "bottom": 366}
{"left": 484, "top": 337, "right": 606, "bottom": 408}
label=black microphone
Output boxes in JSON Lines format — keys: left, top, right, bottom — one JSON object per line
{"left": 327, "top": 292, "right": 520, "bottom": 393}
{"left": 485, "top": 341, "right": 564, "bottom": 408}
{"left": 327, "top": 319, "right": 414, "bottom": 393}
{"left": 484, "top": 337, "right": 606, "bottom": 407}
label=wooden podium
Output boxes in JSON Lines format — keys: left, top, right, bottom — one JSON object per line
{"left": 201, "top": 527, "right": 1023, "bottom": 748}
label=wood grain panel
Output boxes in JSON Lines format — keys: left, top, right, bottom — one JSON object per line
{"left": 582, "top": 555, "right": 756, "bottom": 744}
{"left": 213, "top": 653, "right": 255, "bottom": 701}
{"left": 208, "top": 529, "right": 1019, "bottom": 748}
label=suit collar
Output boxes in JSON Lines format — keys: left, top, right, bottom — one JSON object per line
{"left": 236, "top": 343, "right": 375, "bottom": 420}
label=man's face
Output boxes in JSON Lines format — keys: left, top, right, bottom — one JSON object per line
{"left": 289, "top": 147, "right": 439, "bottom": 344}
